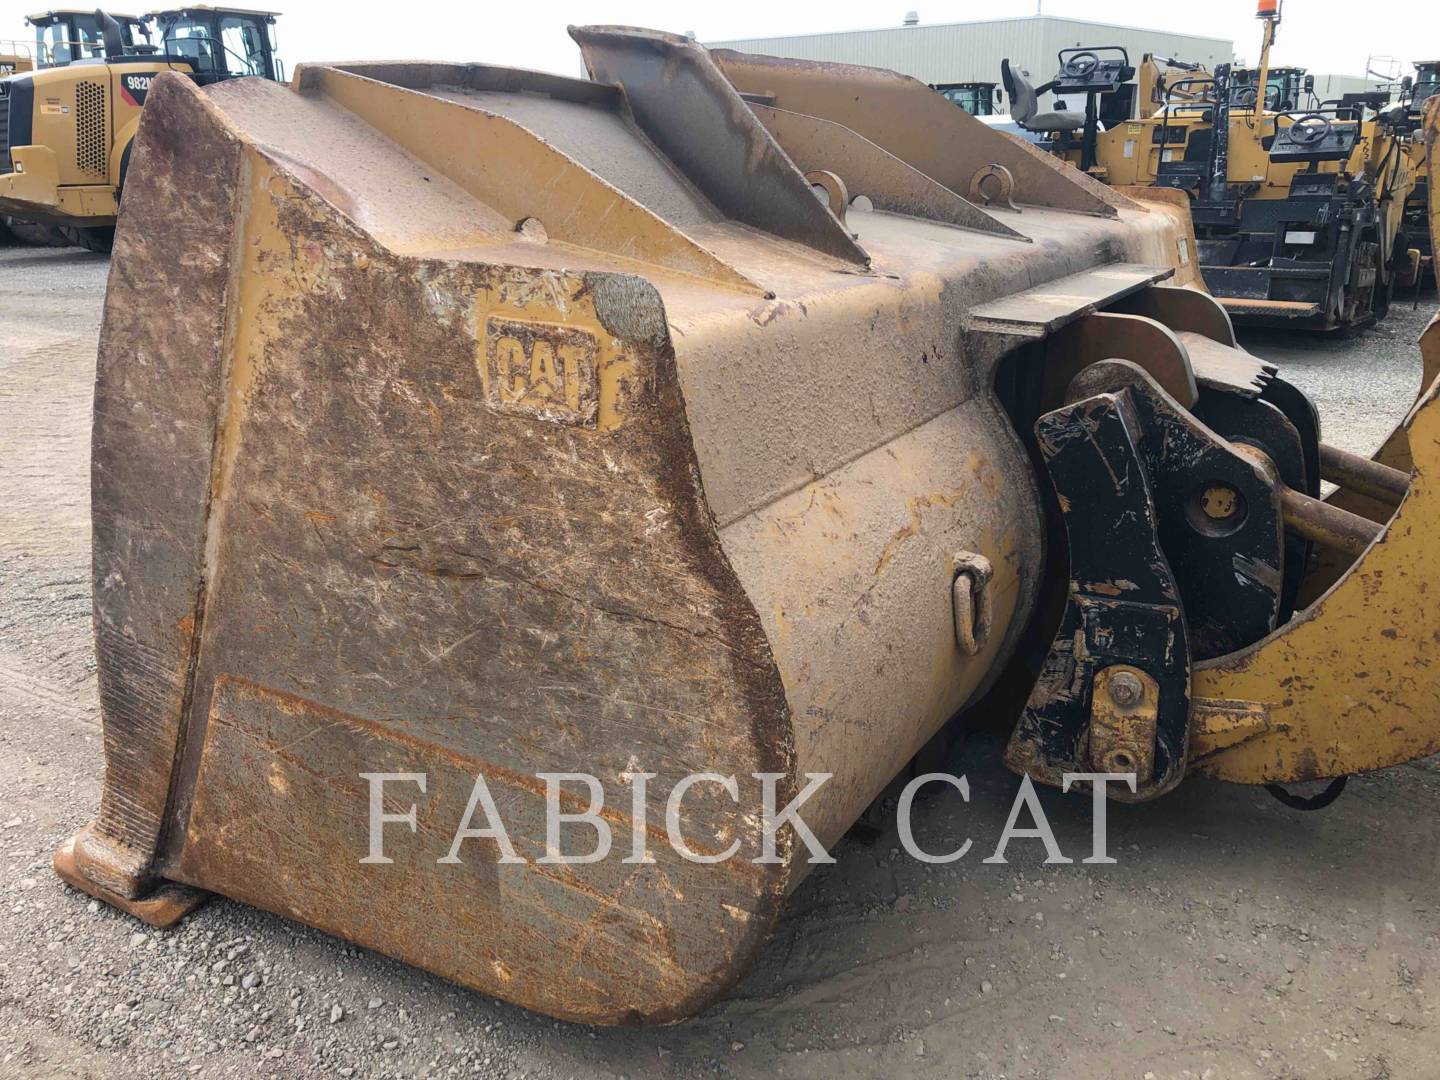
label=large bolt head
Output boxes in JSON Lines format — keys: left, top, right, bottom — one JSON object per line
{"left": 1107, "top": 670, "right": 1145, "bottom": 707}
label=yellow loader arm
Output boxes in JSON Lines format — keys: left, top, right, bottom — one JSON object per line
{"left": 1191, "top": 98, "right": 1440, "bottom": 781}
{"left": 1198, "top": 92, "right": 1440, "bottom": 785}
{"left": 1192, "top": 317, "right": 1440, "bottom": 781}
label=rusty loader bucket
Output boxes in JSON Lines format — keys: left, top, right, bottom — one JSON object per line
{"left": 56, "top": 28, "right": 1440, "bottom": 1023}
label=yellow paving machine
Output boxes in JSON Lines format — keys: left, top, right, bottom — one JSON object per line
{"left": 1400, "top": 60, "right": 1439, "bottom": 283}
{"left": 1002, "top": 1, "right": 1420, "bottom": 331}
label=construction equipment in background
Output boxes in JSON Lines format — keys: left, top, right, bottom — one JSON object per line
{"left": 1002, "top": 2, "right": 1420, "bottom": 332}
{"left": 1416, "top": 59, "right": 1440, "bottom": 110}
{"left": 1135, "top": 53, "right": 1213, "bottom": 116}
{"left": 0, "top": 62, "right": 31, "bottom": 231}
{"left": 1002, "top": 47, "right": 1138, "bottom": 172}
{"left": 0, "top": 5, "right": 282, "bottom": 251}
{"left": 0, "top": 51, "right": 34, "bottom": 77}
{"left": 1231, "top": 63, "right": 1313, "bottom": 111}
{"left": 931, "top": 80, "right": 1002, "bottom": 116}
{"left": 1, "top": 10, "right": 150, "bottom": 246}
{"left": 21, "top": 9, "right": 152, "bottom": 67}
{"left": 56, "top": 26, "right": 1440, "bottom": 1026}
{"left": 1400, "top": 60, "right": 1439, "bottom": 284}
{"left": 999, "top": 52, "right": 1213, "bottom": 147}
{"left": 1427, "top": 94, "right": 1440, "bottom": 280}
{"left": 0, "top": 43, "right": 35, "bottom": 77}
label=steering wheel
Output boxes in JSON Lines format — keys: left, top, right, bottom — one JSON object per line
{"left": 1234, "top": 86, "right": 1258, "bottom": 107}
{"left": 1063, "top": 52, "right": 1100, "bottom": 78}
{"left": 1288, "top": 113, "right": 1333, "bottom": 146}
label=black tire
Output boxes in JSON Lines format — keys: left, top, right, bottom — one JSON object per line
{"left": 61, "top": 226, "right": 115, "bottom": 253}
{"left": 1340, "top": 229, "right": 1382, "bottom": 330}
{"left": 117, "top": 138, "right": 133, "bottom": 204}
{"left": 1373, "top": 261, "right": 1394, "bottom": 322}
{"left": 1374, "top": 233, "right": 1416, "bottom": 320}
{"left": 2, "top": 216, "right": 69, "bottom": 247}
{"left": 1372, "top": 235, "right": 1411, "bottom": 323}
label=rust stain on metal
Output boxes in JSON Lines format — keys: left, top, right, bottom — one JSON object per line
{"left": 872, "top": 489, "right": 972, "bottom": 575}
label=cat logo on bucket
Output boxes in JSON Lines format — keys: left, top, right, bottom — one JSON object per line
{"left": 482, "top": 317, "right": 599, "bottom": 426}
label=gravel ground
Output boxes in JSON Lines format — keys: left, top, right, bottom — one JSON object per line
{"left": 2, "top": 244, "right": 1439, "bottom": 1079}
{"left": 1237, "top": 298, "right": 1436, "bottom": 459}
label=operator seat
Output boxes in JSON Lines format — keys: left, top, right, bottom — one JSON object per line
{"left": 1001, "top": 59, "right": 1086, "bottom": 133}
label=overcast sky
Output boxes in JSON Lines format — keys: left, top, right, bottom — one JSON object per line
{"left": 3, "top": 1, "right": 1435, "bottom": 81}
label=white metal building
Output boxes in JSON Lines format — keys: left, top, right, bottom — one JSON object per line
{"left": 706, "top": 15, "right": 1234, "bottom": 113}
{"left": 1309, "top": 72, "right": 1389, "bottom": 100}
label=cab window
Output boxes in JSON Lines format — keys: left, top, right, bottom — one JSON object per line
{"left": 164, "top": 17, "right": 219, "bottom": 71}
{"left": 940, "top": 86, "right": 994, "bottom": 116}
{"left": 37, "top": 23, "right": 76, "bottom": 65}
{"left": 124, "top": 20, "right": 153, "bottom": 49}
{"left": 73, "top": 19, "right": 106, "bottom": 60}
{"left": 1416, "top": 66, "right": 1439, "bottom": 105}
{"left": 219, "top": 17, "right": 267, "bottom": 76}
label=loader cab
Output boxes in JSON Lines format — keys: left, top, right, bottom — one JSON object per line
{"left": 25, "top": 9, "right": 150, "bottom": 67}
{"left": 1412, "top": 61, "right": 1439, "bottom": 108}
{"left": 932, "top": 81, "right": 1001, "bottom": 117}
{"left": 148, "top": 5, "right": 282, "bottom": 84}
{"left": 1232, "top": 66, "right": 1311, "bottom": 111}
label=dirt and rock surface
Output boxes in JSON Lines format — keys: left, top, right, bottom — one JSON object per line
{"left": 2, "top": 244, "right": 1439, "bottom": 1079}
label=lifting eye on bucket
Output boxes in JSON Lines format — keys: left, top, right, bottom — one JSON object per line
{"left": 968, "top": 162, "right": 1020, "bottom": 212}
{"left": 805, "top": 169, "right": 850, "bottom": 222}
{"left": 952, "top": 552, "right": 995, "bottom": 655}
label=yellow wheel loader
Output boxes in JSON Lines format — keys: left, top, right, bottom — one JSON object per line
{"left": 1230, "top": 63, "right": 1311, "bottom": 112}
{"left": 1002, "top": 2, "right": 1419, "bottom": 332}
{"left": 1, "top": 11, "right": 151, "bottom": 246}
{"left": 2, "top": 9, "right": 153, "bottom": 85}
{"left": 53, "top": 26, "right": 1440, "bottom": 1026}
{"left": 24, "top": 8, "right": 151, "bottom": 67}
{"left": 0, "top": 5, "right": 281, "bottom": 251}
